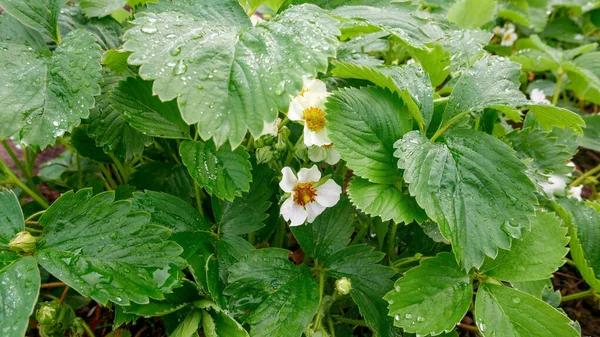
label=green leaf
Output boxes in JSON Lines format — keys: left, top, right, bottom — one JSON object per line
{"left": 564, "top": 59, "right": 600, "bottom": 105}
{"left": 179, "top": 140, "right": 252, "bottom": 201}
{"left": 123, "top": 4, "right": 339, "bottom": 147}
{"left": 225, "top": 248, "right": 319, "bottom": 337}
{"left": 580, "top": 114, "right": 600, "bottom": 151}
{"left": 554, "top": 198, "right": 600, "bottom": 291}
{"left": 0, "top": 12, "right": 47, "bottom": 49}
{"left": 58, "top": 6, "right": 123, "bottom": 50}
{"left": 111, "top": 77, "right": 191, "bottom": 139}
{"left": 474, "top": 283, "right": 579, "bottom": 337}
{"left": 122, "top": 280, "right": 202, "bottom": 317}
{"left": 347, "top": 177, "right": 426, "bottom": 224}
{"left": 448, "top": 0, "right": 497, "bottom": 28}
{"left": 171, "top": 310, "right": 202, "bottom": 337}
{"left": 442, "top": 29, "right": 493, "bottom": 72}
{"left": 326, "top": 86, "right": 412, "bottom": 184}
{"left": 205, "top": 308, "right": 249, "bottom": 337}
{"left": 0, "top": 189, "right": 25, "bottom": 247}
{"left": 325, "top": 245, "right": 396, "bottom": 337}
{"left": 146, "top": 0, "right": 251, "bottom": 26}
{"left": 291, "top": 198, "right": 354, "bottom": 261}
{"left": 87, "top": 69, "right": 149, "bottom": 162}
{"left": 35, "top": 189, "right": 185, "bottom": 306}
{"left": 0, "top": 0, "right": 63, "bottom": 42}
{"left": 527, "top": 104, "right": 585, "bottom": 134}
{"left": 129, "top": 162, "right": 194, "bottom": 203}
{"left": 331, "top": 4, "right": 444, "bottom": 50}
{"left": 81, "top": 0, "right": 126, "bottom": 18}
{"left": 383, "top": 252, "right": 472, "bottom": 336}
{"left": 132, "top": 191, "right": 211, "bottom": 259}
{"left": 395, "top": 130, "right": 537, "bottom": 269}
{"left": 280, "top": 0, "right": 391, "bottom": 10}
{"left": 511, "top": 49, "right": 558, "bottom": 72}
{"left": 480, "top": 211, "right": 568, "bottom": 282}
{"left": 0, "top": 256, "right": 41, "bottom": 337}
{"left": 103, "top": 49, "right": 133, "bottom": 75}
{"left": 331, "top": 62, "right": 434, "bottom": 129}
{"left": 408, "top": 43, "right": 450, "bottom": 88}
{"left": 0, "top": 29, "right": 102, "bottom": 148}
{"left": 212, "top": 163, "right": 273, "bottom": 235}
{"left": 507, "top": 126, "right": 577, "bottom": 177}
{"left": 441, "top": 56, "right": 528, "bottom": 127}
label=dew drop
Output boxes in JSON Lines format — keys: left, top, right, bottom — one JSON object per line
{"left": 173, "top": 60, "right": 187, "bottom": 76}
{"left": 170, "top": 47, "right": 181, "bottom": 56}
{"left": 141, "top": 23, "right": 158, "bottom": 34}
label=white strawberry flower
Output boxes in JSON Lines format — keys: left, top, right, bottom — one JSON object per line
{"left": 279, "top": 165, "right": 342, "bottom": 226}
{"left": 540, "top": 174, "right": 568, "bottom": 195}
{"left": 492, "top": 26, "right": 505, "bottom": 35}
{"left": 568, "top": 185, "right": 583, "bottom": 201}
{"left": 530, "top": 88, "right": 551, "bottom": 104}
{"left": 307, "top": 144, "right": 341, "bottom": 165}
{"left": 501, "top": 24, "right": 518, "bottom": 46}
{"left": 287, "top": 78, "right": 332, "bottom": 147}
{"left": 259, "top": 118, "right": 281, "bottom": 137}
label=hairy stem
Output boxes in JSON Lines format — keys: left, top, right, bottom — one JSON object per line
{"left": 561, "top": 289, "right": 596, "bottom": 302}
{"left": 570, "top": 163, "right": 600, "bottom": 187}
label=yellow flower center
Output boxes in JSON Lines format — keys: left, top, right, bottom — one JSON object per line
{"left": 293, "top": 182, "right": 317, "bottom": 207}
{"left": 303, "top": 107, "right": 327, "bottom": 131}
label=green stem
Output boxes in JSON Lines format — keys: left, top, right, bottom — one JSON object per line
{"left": 331, "top": 316, "right": 368, "bottom": 327}
{"left": 98, "top": 165, "right": 117, "bottom": 190}
{"left": 392, "top": 253, "right": 424, "bottom": 268}
{"left": 1, "top": 140, "right": 27, "bottom": 178}
{"left": 350, "top": 218, "right": 370, "bottom": 246}
{"left": 194, "top": 183, "right": 205, "bottom": 216}
{"left": 80, "top": 320, "right": 96, "bottom": 337}
{"left": 25, "top": 227, "right": 43, "bottom": 233}
{"left": 108, "top": 154, "right": 128, "bottom": 184}
{"left": 284, "top": 134, "right": 304, "bottom": 167}
{"left": 387, "top": 223, "right": 399, "bottom": 262}
{"left": 552, "top": 72, "right": 564, "bottom": 106}
{"left": 433, "top": 96, "right": 450, "bottom": 104}
{"left": 0, "top": 156, "right": 49, "bottom": 208}
{"left": 327, "top": 315, "right": 336, "bottom": 337}
{"left": 570, "top": 163, "right": 600, "bottom": 187}
{"left": 430, "top": 110, "right": 470, "bottom": 142}
{"left": 313, "top": 269, "right": 326, "bottom": 331}
{"left": 25, "top": 210, "right": 46, "bottom": 222}
{"left": 76, "top": 153, "right": 83, "bottom": 189}
{"left": 561, "top": 289, "right": 595, "bottom": 302}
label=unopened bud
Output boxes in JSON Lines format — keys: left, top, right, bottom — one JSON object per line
{"left": 8, "top": 231, "right": 38, "bottom": 254}
{"left": 274, "top": 135, "right": 287, "bottom": 151}
{"left": 36, "top": 303, "right": 57, "bottom": 325}
{"left": 335, "top": 277, "right": 352, "bottom": 295}
{"left": 255, "top": 147, "right": 274, "bottom": 164}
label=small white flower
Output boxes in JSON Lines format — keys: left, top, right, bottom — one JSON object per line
{"left": 406, "top": 58, "right": 416, "bottom": 65}
{"left": 501, "top": 30, "right": 518, "bottom": 46}
{"left": 250, "top": 14, "right": 264, "bottom": 26}
{"left": 530, "top": 88, "right": 551, "bottom": 104}
{"left": 540, "top": 174, "right": 568, "bottom": 195}
{"left": 568, "top": 185, "right": 583, "bottom": 201}
{"left": 259, "top": 118, "right": 281, "bottom": 137}
{"left": 505, "top": 23, "right": 516, "bottom": 33}
{"left": 307, "top": 144, "right": 340, "bottom": 165}
{"left": 288, "top": 78, "right": 332, "bottom": 147}
{"left": 279, "top": 165, "right": 342, "bottom": 226}
{"left": 492, "top": 26, "right": 505, "bottom": 35}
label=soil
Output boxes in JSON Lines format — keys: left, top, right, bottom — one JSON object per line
{"left": 2, "top": 140, "right": 599, "bottom": 337}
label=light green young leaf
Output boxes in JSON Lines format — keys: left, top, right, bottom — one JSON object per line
{"left": 442, "top": 29, "right": 493, "bottom": 72}
{"left": 527, "top": 104, "right": 585, "bottom": 134}
{"left": 81, "top": 0, "right": 126, "bottom": 18}
{"left": 102, "top": 49, "right": 132, "bottom": 75}
{"left": 511, "top": 49, "right": 558, "bottom": 72}
{"left": 132, "top": 191, "right": 211, "bottom": 259}
{"left": 474, "top": 283, "right": 579, "bottom": 337}
{"left": 212, "top": 164, "right": 273, "bottom": 235}
{"left": 171, "top": 310, "right": 202, "bottom": 337}
{"left": 36, "top": 189, "right": 185, "bottom": 306}
{"left": 442, "top": 56, "right": 528, "bottom": 127}
{"left": 179, "top": 140, "right": 252, "bottom": 201}
{"left": 447, "top": 0, "right": 497, "bottom": 28}
{"left": 87, "top": 69, "right": 149, "bottom": 162}
{"left": 225, "top": 249, "right": 319, "bottom": 337}
{"left": 193, "top": 301, "right": 249, "bottom": 337}
{"left": 124, "top": 4, "right": 339, "bottom": 147}
{"left": 0, "top": 29, "right": 102, "bottom": 148}
{"left": 383, "top": 252, "right": 472, "bottom": 336}
{"left": 326, "top": 86, "right": 412, "bottom": 184}
{"left": 395, "top": 130, "right": 537, "bottom": 269}
{"left": 325, "top": 245, "right": 396, "bottom": 337}
{"left": 111, "top": 76, "right": 191, "bottom": 139}
{"left": 480, "top": 211, "right": 569, "bottom": 282}
{"left": 409, "top": 43, "right": 450, "bottom": 88}
{"left": 0, "top": 0, "right": 63, "bottom": 42}
{"left": 554, "top": 198, "right": 600, "bottom": 291}
{"left": 0, "top": 256, "right": 41, "bottom": 337}
{"left": 331, "top": 62, "right": 434, "bottom": 129}
{"left": 331, "top": 4, "right": 444, "bottom": 50}
{"left": 291, "top": 198, "right": 354, "bottom": 261}
{"left": 347, "top": 177, "right": 426, "bottom": 224}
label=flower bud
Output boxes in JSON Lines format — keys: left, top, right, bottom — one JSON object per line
{"left": 274, "top": 135, "right": 287, "bottom": 152}
{"left": 335, "top": 277, "right": 352, "bottom": 295}
{"left": 8, "top": 231, "right": 38, "bottom": 254}
{"left": 255, "top": 147, "right": 274, "bottom": 164}
{"left": 36, "top": 304, "right": 56, "bottom": 325}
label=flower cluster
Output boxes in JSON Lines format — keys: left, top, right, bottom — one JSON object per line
{"left": 493, "top": 23, "right": 518, "bottom": 47}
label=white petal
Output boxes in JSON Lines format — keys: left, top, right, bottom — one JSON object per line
{"left": 298, "top": 165, "right": 321, "bottom": 183}
{"left": 260, "top": 120, "right": 279, "bottom": 137}
{"left": 304, "top": 78, "right": 328, "bottom": 95}
{"left": 315, "top": 179, "right": 342, "bottom": 207}
{"left": 280, "top": 167, "right": 297, "bottom": 192}
{"left": 304, "top": 126, "right": 332, "bottom": 147}
{"left": 306, "top": 202, "right": 326, "bottom": 223}
{"left": 325, "top": 148, "right": 341, "bottom": 165}
{"left": 568, "top": 185, "right": 583, "bottom": 201}
{"left": 308, "top": 146, "right": 327, "bottom": 162}
{"left": 288, "top": 98, "right": 305, "bottom": 121}
{"left": 539, "top": 174, "right": 567, "bottom": 194}
{"left": 281, "top": 198, "right": 308, "bottom": 226}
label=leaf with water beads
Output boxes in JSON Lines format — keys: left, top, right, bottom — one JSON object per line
{"left": 0, "top": 29, "right": 102, "bottom": 148}
{"left": 384, "top": 252, "right": 472, "bottom": 336}
{"left": 0, "top": 0, "right": 63, "bottom": 42}
{"left": 35, "top": 189, "right": 186, "bottom": 306}
{"left": 395, "top": 129, "right": 537, "bottom": 269}
{"left": 123, "top": 4, "right": 339, "bottom": 148}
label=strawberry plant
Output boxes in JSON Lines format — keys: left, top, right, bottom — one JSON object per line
{"left": 1, "top": 0, "right": 600, "bottom": 336}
